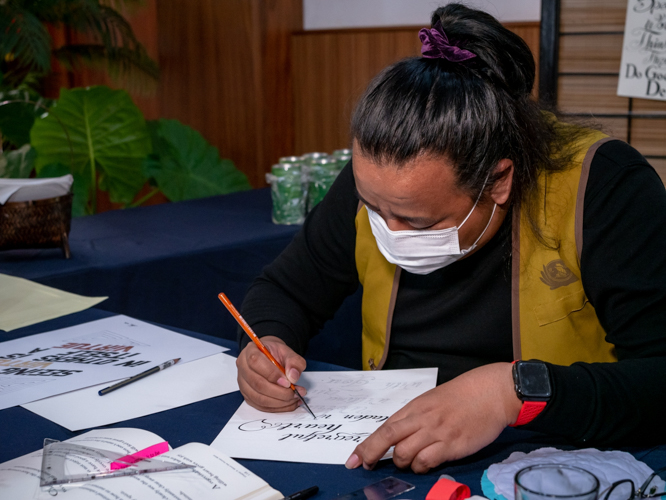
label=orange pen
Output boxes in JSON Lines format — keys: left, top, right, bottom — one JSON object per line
{"left": 218, "top": 293, "right": 316, "bottom": 419}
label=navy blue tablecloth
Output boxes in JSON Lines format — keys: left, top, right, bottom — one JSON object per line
{"left": 3, "top": 310, "right": 666, "bottom": 500}
{"left": 0, "top": 188, "right": 363, "bottom": 369}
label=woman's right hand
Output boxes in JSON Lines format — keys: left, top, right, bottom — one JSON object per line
{"left": 236, "top": 335, "right": 307, "bottom": 412}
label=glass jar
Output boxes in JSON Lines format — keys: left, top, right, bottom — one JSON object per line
{"left": 265, "top": 163, "right": 306, "bottom": 225}
{"left": 307, "top": 157, "right": 341, "bottom": 211}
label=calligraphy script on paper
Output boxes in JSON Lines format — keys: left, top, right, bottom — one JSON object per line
{"left": 238, "top": 417, "right": 387, "bottom": 443}
{"left": 302, "top": 375, "right": 429, "bottom": 413}
{"left": 618, "top": 0, "right": 666, "bottom": 100}
{"left": 0, "top": 341, "right": 153, "bottom": 383}
{"left": 211, "top": 368, "right": 438, "bottom": 464}
{"left": 0, "top": 314, "right": 224, "bottom": 412}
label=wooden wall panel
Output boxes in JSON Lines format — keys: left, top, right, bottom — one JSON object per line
{"left": 556, "top": 0, "right": 666, "bottom": 184}
{"left": 632, "top": 120, "right": 666, "bottom": 156}
{"left": 560, "top": 0, "right": 626, "bottom": 33}
{"left": 156, "top": 0, "right": 302, "bottom": 188}
{"left": 261, "top": 0, "right": 303, "bottom": 167}
{"left": 292, "top": 28, "right": 421, "bottom": 156}
{"left": 652, "top": 159, "right": 666, "bottom": 184}
{"left": 633, "top": 99, "right": 666, "bottom": 112}
{"left": 508, "top": 22, "right": 541, "bottom": 96}
{"left": 158, "top": 1, "right": 256, "bottom": 184}
{"left": 292, "top": 22, "right": 540, "bottom": 158}
{"left": 559, "top": 33, "right": 622, "bottom": 74}
{"left": 558, "top": 75, "right": 629, "bottom": 114}
{"left": 592, "top": 118, "right": 628, "bottom": 142}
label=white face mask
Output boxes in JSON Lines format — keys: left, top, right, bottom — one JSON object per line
{"left": 366, "top": 188, "right": 497, "bottom": 275}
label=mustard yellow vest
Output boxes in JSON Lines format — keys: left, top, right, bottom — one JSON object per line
{"left": 355, "top": 132, "right": 618, "bottom": 370}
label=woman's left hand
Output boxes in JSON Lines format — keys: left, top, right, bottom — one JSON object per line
{"left": 345, "top": 362, "right": 523, "bottom": 473}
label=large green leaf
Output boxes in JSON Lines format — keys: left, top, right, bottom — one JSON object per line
{"left": 0, "top": 144, "right": 36, "bottom": 178}
{"left": 30, "top": 86, "right": 151, "bottom": 214}
{"left": 37, "top": 162, "right": 89, "bottom": 217}
{"left": 143, "top": 119, "right": 251, "bottom": 202}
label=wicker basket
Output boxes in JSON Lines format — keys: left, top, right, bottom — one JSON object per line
{"left": 0, "top": 193, "right": 73, "bottom": 259}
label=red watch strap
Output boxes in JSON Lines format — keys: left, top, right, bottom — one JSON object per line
{"left": 510, "top": 400, "right": 547, "bottom": 427}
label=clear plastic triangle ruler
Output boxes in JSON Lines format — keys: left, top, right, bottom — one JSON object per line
{"left": 39, "top": 438, "right": 195, "bottom": 487}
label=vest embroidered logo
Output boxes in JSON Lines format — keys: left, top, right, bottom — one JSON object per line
{"left": 540, "top": 259, "right": 579, "bottom": 290}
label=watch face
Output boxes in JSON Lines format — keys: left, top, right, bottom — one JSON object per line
{"left": 515, "top": 361, "right": 552, "bottom": 399}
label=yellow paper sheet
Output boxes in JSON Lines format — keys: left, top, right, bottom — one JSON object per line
{"left": 0, "top": 274, "right": 107, "bottom": 332}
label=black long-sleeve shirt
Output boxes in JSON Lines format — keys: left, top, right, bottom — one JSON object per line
{"left": 240, "top": 140, "right": 666, "bottom": 447}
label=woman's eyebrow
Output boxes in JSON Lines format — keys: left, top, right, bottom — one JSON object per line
{"left": 354, "top": 187, "right": 380, "bottom": 212}
{"left": 401, "top": 215, "right": 440, "bottom": 227}
{"left": 354, "top": 187, "right": 440, "bottom": 227}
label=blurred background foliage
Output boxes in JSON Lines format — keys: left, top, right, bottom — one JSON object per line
{"left": 0, "top": 0, "right": 251, "bottom": 215}
{"left": 0, "top": 0, "right": 158, "bottom": 93}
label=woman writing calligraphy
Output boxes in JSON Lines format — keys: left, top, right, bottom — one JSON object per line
{"left": 235, "top": 3, "right": 666, "bottom": 472}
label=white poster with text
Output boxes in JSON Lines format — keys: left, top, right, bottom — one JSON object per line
{"left": 618, "top": 0, "right": 666, "bottom": 101}
{"left": 0, "top": 315, "right": 223, "bottom": 410}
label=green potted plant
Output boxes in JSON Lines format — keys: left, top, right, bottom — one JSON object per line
{"left": 0, "top": 0, "right": 158, "bottom": 93}
{"left": 29, "top": 85, "right": 252, "bottom": 216}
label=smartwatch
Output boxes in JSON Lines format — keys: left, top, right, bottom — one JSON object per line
{"left": 510, "top": 360, "right": 552, "bottom": 427}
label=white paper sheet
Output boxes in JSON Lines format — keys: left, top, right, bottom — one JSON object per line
{"left": 0, "top": 315, "right": 224, "bottom": 410}
{"left": 0, "top": 274, "right": 107, "bottom": 332}
{"left": 0, "top": 428, "right": 282, "bottom": 500}
{"left": 211, "top": 367, "right": 438, "bottom": 464}
{"left": 22, "top": 352, "right": 238, "bottom": 430}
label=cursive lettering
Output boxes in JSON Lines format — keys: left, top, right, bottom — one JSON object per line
{"left": 278, "top": 431, "right": 370, "bottom": 443}
{"left": 634, "top": 0, "right": 666, "bottom": 15}
{"left": 646, "top": 64, "right": 666, "bottom": 78}
{"left": 238, "top": 419, "right": 342, "bottom": 433}
{"left": 343, "top": 414, "right": 389, "bottom": 424}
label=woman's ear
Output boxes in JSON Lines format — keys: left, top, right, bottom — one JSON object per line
{"left": 490, "top": 159, "right": 514, "bottom": 205}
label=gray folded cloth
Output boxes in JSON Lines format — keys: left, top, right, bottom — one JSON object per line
{"left": 0, "top": 175, "right": 73, "bottom": 204}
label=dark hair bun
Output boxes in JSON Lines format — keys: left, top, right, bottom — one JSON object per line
{"left": 432, "top": 3, "right": 535, "bottom": 97}
{"left": 351, "top": 1, "right": 564, "bottom": 223}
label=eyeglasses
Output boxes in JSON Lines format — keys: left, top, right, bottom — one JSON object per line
{"left": 602, "top": 467, "right": 666, "bottom": 500}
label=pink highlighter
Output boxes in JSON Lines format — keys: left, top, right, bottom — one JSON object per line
{"left": 110, "top": 441, "right": 170, "bottom": 470}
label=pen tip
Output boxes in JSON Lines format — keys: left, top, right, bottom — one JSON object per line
{"left": 174, "top": 358, "right": 181, "bottom": 363}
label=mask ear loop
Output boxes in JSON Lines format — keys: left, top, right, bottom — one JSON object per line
{"left": 458, "top": 171, "right": 492, "bottom": 229}
{"left": 466, "top": 203, "right": 497, "bottom": 250}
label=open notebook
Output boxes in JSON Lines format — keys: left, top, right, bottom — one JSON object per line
{"left": 0, "top": 427, "right": 282, "bottom": 500}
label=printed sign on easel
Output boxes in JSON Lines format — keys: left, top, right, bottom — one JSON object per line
{"left": 617, "top": 0, "right": 666, "bottom": 101}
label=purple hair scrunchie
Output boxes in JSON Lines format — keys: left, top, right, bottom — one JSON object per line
{"left": 418, "top": 21, "right": 476, "bottom": 62}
